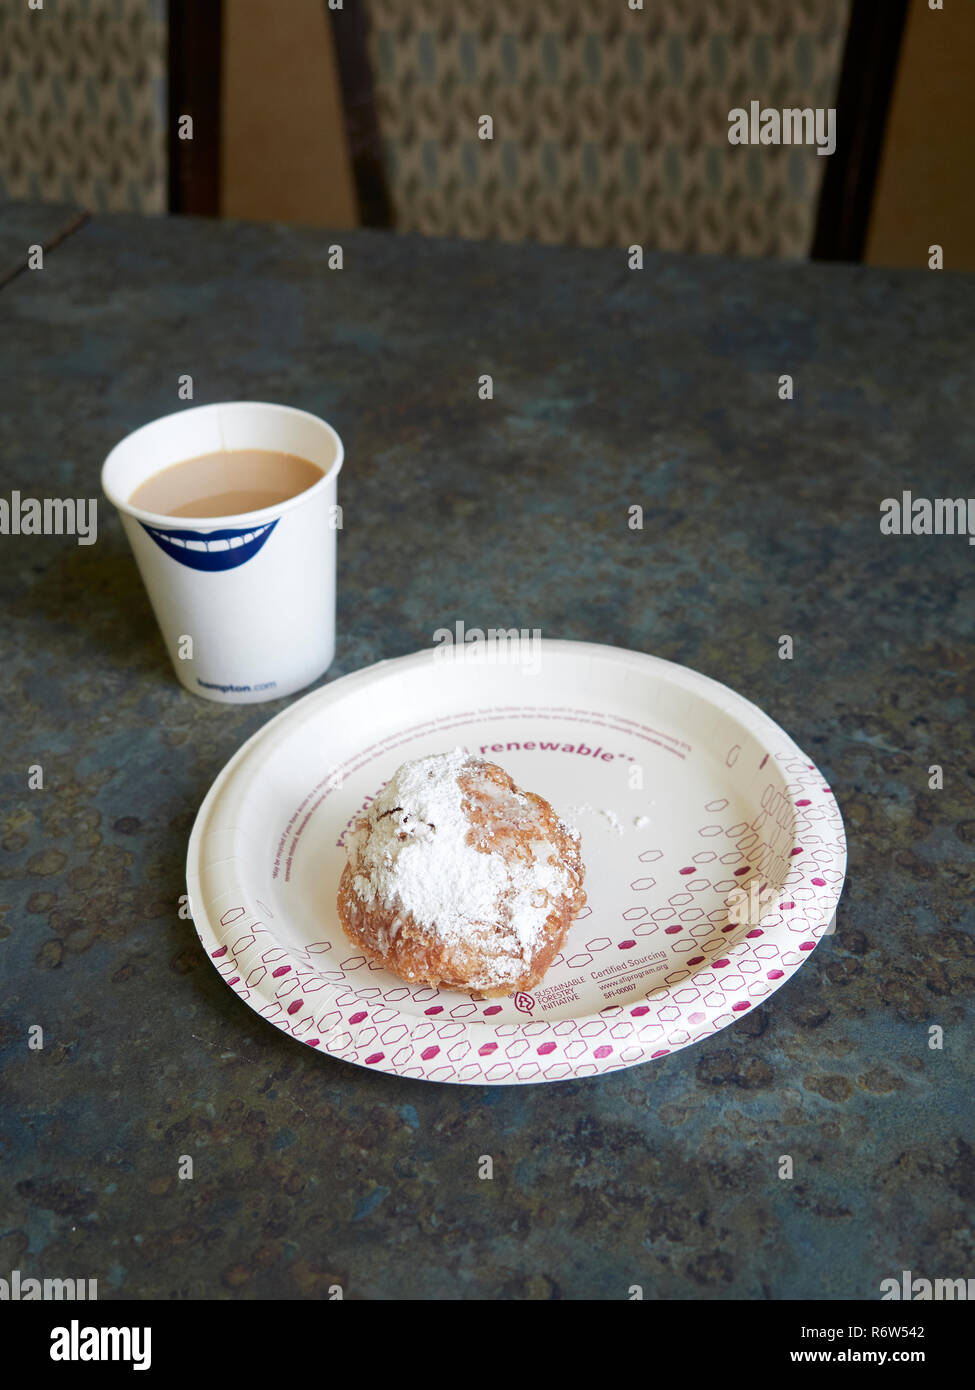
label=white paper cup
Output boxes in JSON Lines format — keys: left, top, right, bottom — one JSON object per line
{"left": 102, "top": 402, "right": 344, "bottom": 703}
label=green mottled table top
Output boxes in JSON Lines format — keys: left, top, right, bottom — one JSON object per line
{"left": 0, "top": 202, "right": 972, "bottom": 1300}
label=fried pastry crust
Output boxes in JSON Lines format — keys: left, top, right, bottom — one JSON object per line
{"left": 337, "top": 756, "right": 586, "bottom": 997}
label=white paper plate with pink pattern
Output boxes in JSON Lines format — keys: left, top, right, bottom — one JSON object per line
{"left": 186, "top": 640, "right": 846, "bottom": 1084}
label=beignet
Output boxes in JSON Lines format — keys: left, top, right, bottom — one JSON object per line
{"left": 336, "top": 750, "right": 586, "bottom": 997}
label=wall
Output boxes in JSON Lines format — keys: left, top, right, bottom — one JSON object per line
{"left": 220, "top": 0, "right": 357, "bottom": 227}
{"left": 866, "top": 0, "right": 975, "bottom": 269}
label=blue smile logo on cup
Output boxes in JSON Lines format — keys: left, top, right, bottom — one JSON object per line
{"left": 140, "top": 519, "right": 279, "bottom": 571}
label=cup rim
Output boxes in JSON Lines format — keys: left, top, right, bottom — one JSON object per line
{"left": 101, "top": 401, "right": 344, "bottom": 529}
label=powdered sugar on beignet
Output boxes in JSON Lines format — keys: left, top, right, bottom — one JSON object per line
{"left": 336, "top": 749, "right": 586, "bottom": 995}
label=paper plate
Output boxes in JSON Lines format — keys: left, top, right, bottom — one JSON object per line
{"left": 186, "top": 640, "right": 846, "bottom": 1084}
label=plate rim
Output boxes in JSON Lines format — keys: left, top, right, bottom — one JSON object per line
{"left": 186, "top": 639, "right": 847, "bottom": 1085}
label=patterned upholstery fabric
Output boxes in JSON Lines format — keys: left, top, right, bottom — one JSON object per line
{"left": 364, "top": 0, "right": 851, "bottom": 256}
{"left": 0, "top": 0, "right": 167, "bottom": 213}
